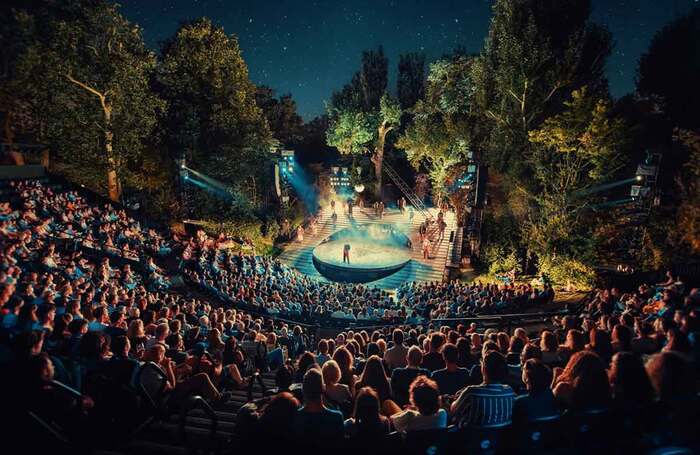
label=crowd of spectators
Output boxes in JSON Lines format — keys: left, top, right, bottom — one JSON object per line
{"left": 1, "top": 178, "right": 699, "bottom": 453}
{"left": 183, "top": 237, "right": 556, "bottom": 325}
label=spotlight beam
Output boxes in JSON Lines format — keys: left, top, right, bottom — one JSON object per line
{"left": 572, "top": 177, "right": 639, "bottom": 198}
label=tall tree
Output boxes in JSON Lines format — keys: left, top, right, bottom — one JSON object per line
{"left": 8, "top": 0, "right": 164, "bottom": 201}
{"left": 397, "top": 56, "right": 475, "bottom": 208}
{"left": 637, "top": 8, "right": 700, "bottom": 130}
{"left": 158, "top": 18, "right": 271, "bottom": 215}
{"left": 526, "top": 87, "right": 627, "bottom": 260}
{"left": 471, "top": 0, "right": 612, "bottom": 178}
{"left": 326, "top": 47, "right": 399, "bottom": 196}
{"left": 255, "top": 86, "right": 303, "bottom": 147}
{"left": 397, "top": 52, "right": 426, "bottom": 109}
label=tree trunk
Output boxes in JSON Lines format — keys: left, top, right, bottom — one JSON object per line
{"left": 373, "top": 123, "right": 390, "bottom": 199}
{"left": 104, "top": 108, "right": 120, "bottom": 202}
{"left": 373, "top": 146, "right": 383, "bottom": 199}
{"left": 3, "top": 111, "right": 25, "bottom": 165}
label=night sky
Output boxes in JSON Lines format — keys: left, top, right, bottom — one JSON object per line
{"left": 117, "top": 0, "right": 699, "bottom": 120}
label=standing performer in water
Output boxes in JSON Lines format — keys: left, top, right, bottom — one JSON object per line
{"left": 343, "top": 243, "right": 351, "bottom": 264}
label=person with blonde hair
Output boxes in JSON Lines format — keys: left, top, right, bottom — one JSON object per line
{"left": 322, "top": 359, "right": 352, "bottom": 409}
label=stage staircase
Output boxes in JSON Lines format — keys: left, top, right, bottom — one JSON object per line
{"left": 383, "top": 162, "right": 435, "bottom": 225}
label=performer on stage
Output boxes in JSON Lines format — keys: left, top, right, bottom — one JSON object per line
{"left": 422, "top": 237, "right": 431, "bottom": 259}
{"left": 331, "top": 210, "right": 338, "bottom": 228}
{"left": 296, "top": 224, "right": 304, "bottom": 243}
{"left": 438, "top": 218, "right": 447, "bottom": 240}
{"left": 343, "top": 243, "right": 351, "bottom": 263}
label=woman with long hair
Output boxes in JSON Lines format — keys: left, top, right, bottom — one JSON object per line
{"left": 586, "top": 328, "right": 614, "bottom": 366}
{"left": 322, "top": 360, "right": 352, "bottom": 409}
{"left": 608, "top": 352, "right": 655, "bottom": 408}
{"left": 332, "top": 346, "right": 356, "bottom": 391}
{"left": 557, "top": 329, "right": 586, "bottom": 365}
{"left": 345, "top": 387, "right": 391, "bottom": 439}
{"left": 295, "top": 351, "right": 318, "bottom": 383}
{"left": 355, "top": 355, "right": 392, "bottom": 405}
{"left": 540, "top": 330, "right": 561, "bottom": 366}
{"left": 553, "top": 351, "right": 611, "bottom": 411}
{"left": 206, "top": 328, "right": 226, "bottom": 359}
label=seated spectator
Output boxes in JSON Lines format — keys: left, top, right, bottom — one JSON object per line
{"left": 431, "top": 343, "right": 471, "bottom": 396}
{"left": 355, "top": 355, "right": 392, "bottom": 407}
{"left": 390, "top": 376, "right": 447, "bottom": 432}
{"left": 421, "top": 332, "right": 446, "bottom": 372}
{"left": 645, "top": 351, "right": 697, "bottom": 411}
{"left": 391, "top": 345, "right": 430, "bottom": 407}
{"left": 344, "top": 386, "right": 391, "bottom": 439}
{"left": 512, "top": 359, "right": 559, "bottom": 425}
{"left": 557, "top": 329, "right": 585, "bottom": 365}
{"left": 333, "top": 346, "right": 356, "bottom": 391}
{"left": 257, "top": 392, "right": 300, "bottom": 450}
{"left": 384, "top": 329, "right": 408, "bottom": 370}
{"left": 451, "top": 351, "right": 515, "bottom": 427}
{"left": 586, "top": 328, "right": 613, "bottom": 365}
{"left": 608, "top": 352, "right": 655, "bottom": 409}
{"left": 316, "top": 339, "right": 330, "bottom": 366}
{"left": 552, "top": 351, "right": 611, "bottom": 412}
{"left": 450, "top": 351, "right": 515, "bottom": 427}
{"left": 631, "top": 320, "right": 658, "bottom": 355}
{"left": 293, "top": 368, "right": 345, "bottom": 448}
{"left": 322, "top": 360, "right": 352, "bottom": 411}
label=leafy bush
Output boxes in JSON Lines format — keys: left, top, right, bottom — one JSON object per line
{"left": 538, "top": 255, "right": 596, "bottom": 290}
{"left": 485, "top": 245, "right": 520, "bottom": 275}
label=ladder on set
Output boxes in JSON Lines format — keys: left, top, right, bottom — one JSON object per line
{"left": 383, "top": 162, "right": 436, "bottom": 225}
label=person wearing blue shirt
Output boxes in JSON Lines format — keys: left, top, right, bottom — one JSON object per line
{"left": 293, "top": 368, "right": 344, "bottom": 449}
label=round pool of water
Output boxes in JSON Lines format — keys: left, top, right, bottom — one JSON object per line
{"left": 312, "top": 224, "right": 412, "bottom": 283}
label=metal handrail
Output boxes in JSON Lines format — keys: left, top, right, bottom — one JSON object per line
{"left": 383, "top": 162, "right": 435, "bottom": 224}
{"left": 179, "top": 395, "right": 218, "bottom": 443}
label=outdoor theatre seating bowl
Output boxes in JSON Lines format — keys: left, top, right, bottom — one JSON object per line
{"left": 312, "top": 224, "right": 412, "bottom": 283}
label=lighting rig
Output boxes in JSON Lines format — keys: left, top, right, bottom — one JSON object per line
{"left": 329, "top": 166, "right": 351, "bottom": 190}
{"left": 274, "top": 149, "right": 295, "bottom": 205}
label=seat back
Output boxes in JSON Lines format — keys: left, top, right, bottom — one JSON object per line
{"left": 404, "top": 428, "right": 450, "bottom": 455}
{"left": 134, "top": 361, "right": 168, "bottom": 411}
{"left": 564, "top": 408, "right": 615, "bottom": 450}
{"left": 512, "top": 414, "right": 562, "bottom": 452}
{"left": 449, "top": 422, "right": 511, "bottom": 455}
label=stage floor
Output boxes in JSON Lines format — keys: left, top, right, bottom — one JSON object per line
{"left": 313, "top": 240, "right": 411, "bottom": 269}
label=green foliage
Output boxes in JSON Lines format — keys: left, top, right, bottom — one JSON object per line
{"left": 7, "top": 0, "right": 165, "bottom": 200}
{"left": 471, "top": 0, "right": 612, "bottom": 177}
{"left": 379, "top": 93, "right": 402, "bottom": 128}
{"left": 486, "top": 248, "right": 521, "bottom": 275}
{"left": 525, "top": 87, "right": 627, "bottom": 259}
{"left": 325, "top": 109, "right": 375, "bottom": 155}
{"left": 396, "top": 56, "right": 474, "bottom": 201}
{"left": 256, "top": 86, "right": 304, "bottom": 147}
{"left": 158, "top": 18, "right": 272, "bottom": 207}
{"left": 538, "top": 255, "right": 596, "bottom": 289}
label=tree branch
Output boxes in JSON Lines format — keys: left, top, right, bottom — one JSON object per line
{"left": 65, "top": 73, "right": 109, "bottom": 114}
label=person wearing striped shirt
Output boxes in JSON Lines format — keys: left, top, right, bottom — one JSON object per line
{"left": 449, "top": 350, "right": 515, "bottom": 428}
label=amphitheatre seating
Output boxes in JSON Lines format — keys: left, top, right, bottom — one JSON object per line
{"left": 1, "top": 176, "right": 699, "bottom": 454}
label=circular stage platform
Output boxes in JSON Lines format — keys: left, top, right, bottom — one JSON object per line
{"left": 312, "top": 224, "right": 412, "bottom": 283}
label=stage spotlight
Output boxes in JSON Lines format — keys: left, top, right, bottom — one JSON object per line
{"left": 635, "top": 175, "right": 643, "bottom": 182}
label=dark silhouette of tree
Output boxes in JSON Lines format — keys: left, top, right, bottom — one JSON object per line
{"left": 637, "top": 7, "right": 700, "bottom": 130}
{"left": 397, "top": 52, "right": 426, "bottom": 110}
